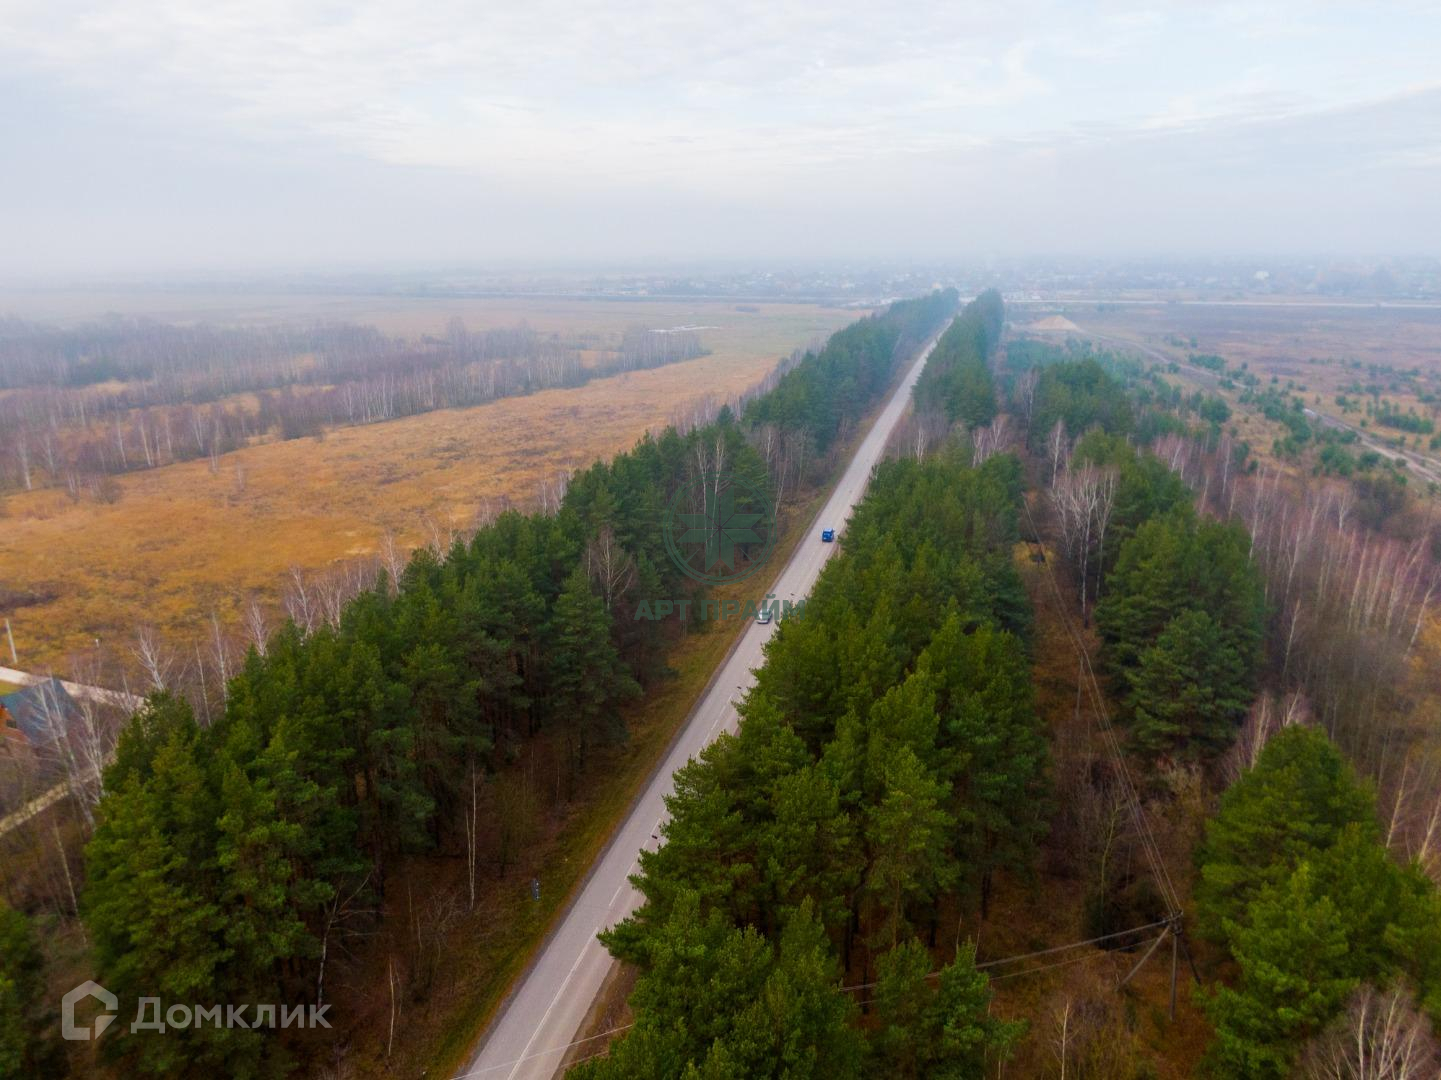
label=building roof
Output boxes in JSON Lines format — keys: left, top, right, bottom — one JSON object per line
{"left": 0, "top": 678, "right": 79, "bottom": 747}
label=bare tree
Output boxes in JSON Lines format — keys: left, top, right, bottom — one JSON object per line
{"left": 131, "top": 626, "right": 176, "bottom": 693}
{"left": 1047, "top": 419, "right": 1069, "bottom": 484}
{"left": 1223, "top": 693, "right": 1309, "bottom": 784}
{"left": 1050, "top": 996, "right": 1074, "bottom": 1080}
{"left": 751, "top": 421, "right": 782, "bottom": 484}
{"left": 1331, "top": 484, "right": 1358, "bottom": 532}
{"left": 536, "top": 469, "right": 571, "bottom": 515}
{"left": 899, "top": 405, "right": 948, "bottom": 460}
{"left": 971, "top": 413, "right": 1013, "bottom": 466}
{"left": 585, "top": 525, "right": 636, "bottom": 612}
{"left": 1015, "top": 367, "right": 1040, "bottom": 436}
{"left": 386, "top": 957, "right": 399, "bottom": 1060}
{"left": 708, "top": 430, "right": 727, "bottom": 511}
{"left": 1380, "top": 749, "right": 1441, "bottom": 881}
{"left": 242, "top": 594, "right": 270, "bottom": 656}
{"left": 316, "top": 569, "right": 348, "bottom": 629}
{"left": 1051, "top": 463, "right": 1118, "bottom": 617}
{"left": 13, "top": 430, "right": 32, "bottom": 491}
{"left": 33, "top": 676, "right": 96, "bottom": 829}
{"left": 62, "top": 656, "right": 122, "bottom": 821}
{"left": 783, "top": 429, "right": 811, "bottom": 499}
{"left": 464, "top": 760, "right": 480, "bottom": 911}
{"left": 379, "top": 529, "right": 407, "bottom": 593}
{"left": 316, "top": 871, "right": 374, "bottom": 1009}
{"left": 283, "top": 565, "right": 317, "bottom": 635}
{"left": 1297, "top": 984, "right": 1440, "bottom": 1080}
{"left": 208, "top": 611, "right": 233, "bottom": 697}
{"left": 422, "top": 513, "right": 457, "bottom": 558}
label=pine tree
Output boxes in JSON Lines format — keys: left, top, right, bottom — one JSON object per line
{"left": 581, "top": 902, "right": 736, "bottom": 1078}
{"left": 1096, "top": 509, "right": 1264, "bottom": 760}
{"left": 621, "top": 552, "right": 671, "bottom": 686}
{"left": 1205, "top": 864, "right": 1359, "bottom": 1079}
{"left": 870, "top": 939, "right": 1023, "bottom": 1078}
{"left": 0, "top": 902, "right": 63, "bottom": 1078}
{"left": 1128, "top": 609, "right": 1250, "bottom": 759}
{"left": 84, "top": 715, "right": 255, "bottom": 1076}
{"left": 1095, "top": 512, "right": 1196, "bottom": 675}
{"left": 586, "top": 897, "right": 862, "bottom": 1080}
{"left": 863, "top": 745, "right": 956, "bottom": 950}
{"left": 1195, "top": 726, "right": 1375, "bottom": 940}
{"left": 760, "top": 763, "right": 861, "bottom": 933}
{"left": 613, "top": 737, "right": 763, "bottom": 953}
{"left": 214, "top": 752, "right": 329, "bottom": 997}
{"left": 340, "top": 638, "right": 430, "bottom": 857}
{"left": 924, "top": 616, "right": 1050, "bottom": 911}
{"left": 719, "top": 903, "right": 864, "bottom": 1078}
{"left": 547, "top": 565, "right": 640, "bottom": 779}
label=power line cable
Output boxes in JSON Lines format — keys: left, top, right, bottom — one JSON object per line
{"left": 1019, "top": 493, "right": 1184, "bottom": 917}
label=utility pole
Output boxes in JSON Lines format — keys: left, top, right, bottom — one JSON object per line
{"left": 1169, "top": 923, "right": 1179, "bottom": 1020}
{"left": 3, "top": 618, "right": 15, "bottom": 665}
{"left": 1118, "top": 925, "right": 1168, "bottom": 991}
{"left": 1118, "top": 913, "right": 1199, "bottom": 1021}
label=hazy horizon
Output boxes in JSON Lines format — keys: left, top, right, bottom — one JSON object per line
{"left": 3, "top": 0, "right": 1440, "bottom": 276}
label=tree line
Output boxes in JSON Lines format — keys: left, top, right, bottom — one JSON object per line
{"left": 1025, "top": 340, "right": 1441, "bottom": 1075}
{"left": 1099, "top": 361, "right": 1439, "bottom": 838}
{"left": 59, "top": 291, "right": 959, "bottom": 1077}
{"left": 1090, "top": 462, "right": 1266, "bottom": 762}
{"left": 576, "top": 362, "right": 1048, "bottom": 1073}
{"left": 747, "top": 288, "right": 957, "bottom": 453}
{"left": 911, "top": 289, "right": 1003, "bottom": 429}
{"left": 0, "top": 314, "right": 706, "bottom": 497}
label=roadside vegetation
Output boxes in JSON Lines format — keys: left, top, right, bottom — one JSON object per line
{"left": 580, "top": 426, "right": 1042, "bottom": 1075}
{"left": 570, "top": 299, "right": 1441, "bottom": 1078}
{"left": 0, "top": 291, "right": 959, "bottom": 1077}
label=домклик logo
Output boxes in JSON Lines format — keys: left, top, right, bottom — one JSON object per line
{"left": 62, "top": 980, "right": 118, "bottom": 1041}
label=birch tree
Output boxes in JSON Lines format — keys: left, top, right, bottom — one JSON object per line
{"left": 1297, "top": 984, "right": 1440, "bottom": 1080}
{"left": 131, "top": 625, "right": 176, "bottom": 692}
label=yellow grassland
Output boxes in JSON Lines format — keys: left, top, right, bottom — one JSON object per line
{"left": 0, "top": 302, "right": 858, "bottom": 670}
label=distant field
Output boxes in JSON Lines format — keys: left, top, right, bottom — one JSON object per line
{"left": 1046, "top": 300, "right": 1441, "bottom": 408}
{"left": 0, "top": 299, "right": 858, "bottom": 671}
{"left": 0, "top": 288, "right": 838, "bottom": 339}
{"left": 1018, "top": 300, "right": 1441, "bottom": 482}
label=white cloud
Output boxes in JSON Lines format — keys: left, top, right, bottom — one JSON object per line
{"left": 0, "top": 0, "right": 1438, "bottom": 269}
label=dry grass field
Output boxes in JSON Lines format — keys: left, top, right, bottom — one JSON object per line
{"left": 1014, "top": 301, "right": 1441, "bottom": 487}
{"left": 0, "top": 299, "right": 857, "bottom": 671}
{"left": 1056, "top": 301, "right": 1441, "bottom": 369}
{"left": 1048, "top": 301, "right": 1441, "bottom": 423}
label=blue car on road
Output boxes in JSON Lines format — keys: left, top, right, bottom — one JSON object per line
{"left": 821, "top": 528, "right": 835, "bottom": 542}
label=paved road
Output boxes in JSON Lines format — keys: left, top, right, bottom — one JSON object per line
{"left": 457, "top": 323, "right": 950, "bottom": 1080}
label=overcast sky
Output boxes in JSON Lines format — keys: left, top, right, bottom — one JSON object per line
{"left": 2, "top": 0, "right": 1439, "bottom": 275}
